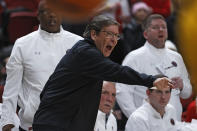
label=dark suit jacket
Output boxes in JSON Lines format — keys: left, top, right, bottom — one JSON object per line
{"left": 33, "top": 38, "right": 156, "bottom": 131}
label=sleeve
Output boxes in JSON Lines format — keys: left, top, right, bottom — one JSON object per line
{"left": 1, "top": 40, "right": 24, "bottom": 127}
{"left": 116, "top": 83, "right": 137, "bottom": 118}
{"left": 78, "top": 47, "right": 156, "bottom": 88}
{"left": 178, "top": 56, "right": 192, "bottom": 99}
{"left": 115, "top": 53, "right": 145, "bottom": 118}
{"left": 71, "top": 34, "right": 83, "bottom": 45}
{"left": 125, "top": 114, "right": 149, "bottom": 131}
{"left": 152, "top": 2, "right": 171, "bottom": 18}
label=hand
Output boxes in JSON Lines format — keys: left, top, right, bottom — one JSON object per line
{"left": 153, "top": 77, "right": 174, "bottom": 90}
{"left": 2, "top": 124, "right": 15, "bottom": 131}
{"left": 113, "top": 110, "right": 122, "bottom": 120}
{"left": 171, "top": 77, "right": 183, "bottom": 91}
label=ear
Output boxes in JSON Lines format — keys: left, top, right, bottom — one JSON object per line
{"left": 37, "top": 11, "right": 40, "bottom": 21}
{"left": 143, "top": 30, "right": 148, "bottom": 39}
{"left": 146, "top": 90, "right": 150, "bottom": 96}
{"left": 90, "top": 30, "right": 97, "bottom": 41}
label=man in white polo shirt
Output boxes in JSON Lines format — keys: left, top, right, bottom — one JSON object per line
{"left": 94, "top": 81, "right": 117, "bottom": 131}
{"left": 125, "top": 86, "right": 177, "bottom": 131}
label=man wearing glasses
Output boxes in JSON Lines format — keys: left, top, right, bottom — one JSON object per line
{"left": 32, "top": 15, "right": 173, "bottom": 131}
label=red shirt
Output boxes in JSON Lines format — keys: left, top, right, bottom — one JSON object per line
{"left": 185, "top": 100, "right": 197, "bottom": 122}
{"left": 0, "top": 85, "right": 4, "bottom": 103}
{"left": 143, "top": 0, "right": 171, "bottom": 18}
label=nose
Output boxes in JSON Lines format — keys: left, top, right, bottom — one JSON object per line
{"left": 49, "top": 11, "right": 57, "bottom": 18}
{"left": 161, "top": 92, "right": 167, "bottom": 99}
{"left": 111, "top": 37, "right": 118, "bottom": 46}
{"left": 159, "top": 27, "right": 166, "bottom": 31}
{"left": 106, "top": 95, "right": 114, "bottom": 103}
{"left": 110, "top": 37, "right": 116, "bottom": 43}
{"left": 159, "top": 28, "right": 163, "bottom": 31}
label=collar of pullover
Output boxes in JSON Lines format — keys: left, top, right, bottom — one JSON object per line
{"left": 145, "top": 41, "right": 168, "bottom": 57}
{"left": 144, "top": 100, "right": 168, "bottom": 119}
{"left": 38, "top": 25, "right": 63, "bottom": 40}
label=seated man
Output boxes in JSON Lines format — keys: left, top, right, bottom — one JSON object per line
{"left": 125, "top": 85, "right": 177, "bottom": 131}
{"left": 94, "top": 81, "right": 117, "bottom": 131}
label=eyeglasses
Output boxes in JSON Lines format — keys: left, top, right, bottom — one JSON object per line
{"left": 150, "top": 25, "right": 167, "bottom": 30}
{"left": 101, "top": 30, "right": 120, "bottom": 40}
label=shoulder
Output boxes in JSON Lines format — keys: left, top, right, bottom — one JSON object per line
{"left": 126, "top": 45, "right": 147, "bottom": 58}
{"left": 166, "top": 48, "right": 182, "bottom": 58}
{"left": 130, "top": 104, "right": 149, "bottom": 121}
{"left": 123, "top": 46, "right": 146, "bottom": 64}
{"left": 166, "top": 49, "right": 185, "bottom": 64}
{"left": 72, "top": 39, "right": 102, "bottom": 57}
{"left": 15, "top": 30, "right": 38, "bottom": 45}
{"left": 12, "top": 31, "right": 38, "bottom": 51}
{"left": 166, "top": 104, "right": 176, "bottom": 112}
{"left": 165, "top": 104, "right": 177, "bottom": 119}
{"left": 166, "top": 104, "right": 175, "bottom": 112}
{"left": 126, "top": 105, "right": 149, "bottom": 130}
{"left": 125, "top": 103, "right": 152, "bottom": 130}
{"left": 61, "top": 29, "right": 83, "bottom": 40}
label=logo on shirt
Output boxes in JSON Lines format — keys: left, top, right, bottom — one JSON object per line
{"left": 170, "top": 118, "right": 175, "bottom": 125}
{"left": 164, "top": 61, "right": 177, "bottom": 70}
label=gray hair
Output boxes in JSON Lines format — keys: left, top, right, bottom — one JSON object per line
{"left": 83, "top": 15, "right": 119, "bottom": 39}
{"left": 142, "top": 14, "right": 166, "bottom": 31}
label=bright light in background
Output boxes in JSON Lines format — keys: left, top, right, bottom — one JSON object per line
{"left": 178, "top": 0, "right": 197, "bottom": 95}
{"left": 46, "top": 0, "right": 106, "bottom": 23}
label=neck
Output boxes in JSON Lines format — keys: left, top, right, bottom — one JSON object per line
{"left": 148, "top": 101, "right": 165, "bottom": 118}
{"left": 148, "top": 41, "right": 165, "bottom": 49}
{"left": 136, "top": 19, "right": 143, "bottom": 25}
{"left": 41, "top": 27, "right": 61, "bottom": 33}
{"left": 157, "top": 109, "right": 165, "bottom": 118}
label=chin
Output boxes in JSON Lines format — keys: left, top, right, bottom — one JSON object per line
{"left": 103, "top": 53, "right": 110, "bottom": 57}
{"left": 161, "top": 104, "right": 167, "bottom": 107}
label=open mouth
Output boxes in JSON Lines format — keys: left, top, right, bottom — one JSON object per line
{"left": 158, "top": 35, "right": 163, "bottom": 38}
{"left": 106, "top": 45, "right": 112, "bottom": 51}
{"left": 158, "top": 34, "right": 164, "bottom": 39}
{"left": 160, "top": 101, "right": 167, "bottom": 105}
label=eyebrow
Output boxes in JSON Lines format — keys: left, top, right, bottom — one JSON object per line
{"left": 155, "top": 89, "right": 170, "bottom": 93}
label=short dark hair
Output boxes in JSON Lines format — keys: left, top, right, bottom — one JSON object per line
{"left": 142, "top": 14, "right": 166, "bottom": 31}
{"left": 148, "top": 88, "right": 172, "bottom": 92}
{"left": 83, "top": 15, "right": 119, "bottom": 39}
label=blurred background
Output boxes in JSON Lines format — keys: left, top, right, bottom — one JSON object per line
{"left": 0, "top": 0, "right": 197, "bottom": 130}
